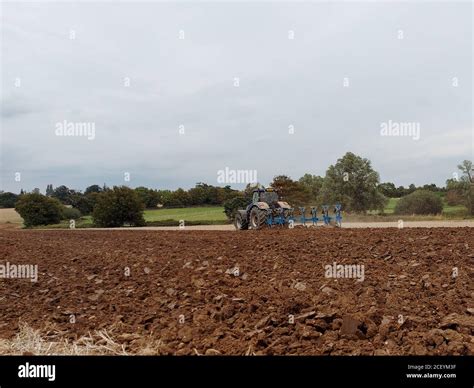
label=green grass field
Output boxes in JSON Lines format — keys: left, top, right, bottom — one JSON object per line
{"left": 383, "top": 197, "right": 399, "bottom": 214}
{"left": 143, "top": 207, "right": 227, "bottom": 223}
{"left": 33, "top": 207, "right": 228, "bottom": 228}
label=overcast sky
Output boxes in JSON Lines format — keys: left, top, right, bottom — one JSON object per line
{"left": 1, "top": 1, "right": 472, "bottom": 193}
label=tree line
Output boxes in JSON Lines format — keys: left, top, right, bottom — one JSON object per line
{"left": 2, "top": 153, "right": 473, "bottom": 227}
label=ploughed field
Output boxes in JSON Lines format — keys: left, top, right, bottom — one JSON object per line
{"left": 0, "top": 228, "right": 473, "bottom": 355}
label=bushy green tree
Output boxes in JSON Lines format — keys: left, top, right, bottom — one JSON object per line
{"left": 223, "top": 195, "right": 250, "bottom": 220}
{"left": 157, "top": 190, "right": 172, "bottom": 206}
{"left": 84, "top": 184, "right": 103, "bottom": 195}
{"left": 135, "top": 187, "right": 161, "bottom": 208}
{"left": 51, "top": 185, "right": 75, "bottom": 205}
{"left": 0, "top": 192, "right": 19, "bottom": 208}
{"left": 61, "top": 207, "right": 82, "bottom": 220}
{"left": 188, "top": 183, "right": 212, "bottom": 205}
{"left": 92, "top": 186, "right": 145, "bottom": 227}
{"left": 15, "top": 193, "right": 63, "bottom": 227}
{"left": 187, "top": 183, "right": 238, "bottom": 206}
{"left": 162, "top": 188, "right": 191, "bottom": 207}
{"left": 69, "top": 192, "right": 101, "bottom": 215}
{"left": 270, "top": 175, "right": 311, "bottom": 206}
{"left": 298, "top": 174, "right": 324, "bottom": 202}
{"left": 320, "top": 152, "right": 387, "bottom": 212}
{"left": 219, "top": 185, "right": 240, "bottom": 202}
{"left": 378, "top": 182, "right": 397, "bottom": 198}
{"left": 421, "top": 183, "right": 444, "bottom": 192}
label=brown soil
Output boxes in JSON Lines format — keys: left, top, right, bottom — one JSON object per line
{"left": 0, "top": 228, "right": 473, "bottom": 355}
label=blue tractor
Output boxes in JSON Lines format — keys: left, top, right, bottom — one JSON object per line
{"left": 234, "top": 187, "right": 342, "bottom": 230}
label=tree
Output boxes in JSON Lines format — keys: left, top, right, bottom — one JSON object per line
{"left": 446, "top": 178, "right": 459, "bottom": 190}
{"left": 270, "top": 175, "right": 311, "bottom": 206}
{"left": 458, "top": 160, "right": 473, "bottom": 183}
{"left": 45, "top": 184, "right": 54, "bottom": 196}
{"left": 243, "top": 183, "right": 261, "bottom": 199}
{"left": 157, "top": 190, "right": 172, "bottom": 206}
{"left": 52, "top": 185, "right": 74, "bottom": 204}
{"left": 85, "top": 184, "right": 103, "bottom": 195}
{"left": 395, "top": 186, "right": 407, "bottom": 197}
{"left": 377, "top": 182, "right": 397, "bottom": 198}
{"left": 135, "top": 187, "right": 161, "bottom": 208}
{"left": 0, "top": 192, "right": 19, "bottom": 208}
{"left": 451, "top": 160, "right": 474, "bottom": 215}
{"left": 92, "top": 186, "right": 145, "bottom": 227}
{"left": 421, "top": 183, "right": 443, "bottom": 192}
{"left": 319, "top": 152, "right": 387, "bottom": 213}
{"left": 219, "top": 185, "right": 240, "bottom": 203}
{"left": 188, "top": 183, "right": 235, "bottom": 206}
{"left": 394, "top": 190, "right": 443, "bottom": 215}
{"left": 223, "top": 195, "right": 249, "bottom": 220}
{"left": 15, "top": 193, "right": 63, "bottom": 227}
{"left": 163, "top": 188, "right": 191, "bottom": 207}
{"left": 188, "top": 183, "right": 218, "bottom": 205}
{"left": 298, "top": 174, "right": 324, "bottom": 201}
{"left": 70, "top": 192, "right": 99, "bottom": 215}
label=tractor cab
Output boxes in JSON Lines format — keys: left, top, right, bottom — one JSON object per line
{"left": 252, "top": 187, "right": 279, "bottom": 206}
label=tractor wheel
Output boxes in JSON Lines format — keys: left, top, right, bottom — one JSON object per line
{"left": 249, "top": 207, "right": 267, "bottom": 230}
{"left": 234, "top": 212, "right": 248, "bottom": 230}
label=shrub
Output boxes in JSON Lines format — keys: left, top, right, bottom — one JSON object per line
{"left": 15, "top": 193, "right": 63, "bottom": 227}
{"left": 223, "top": 196, "right": 250, "bottom": 220}
{"left": 445, "top": 189, "right": 463, "bottom": 206}
{"left": 92, "top": 186, "right": 145, "bottom": 227}
{"left": 70, "top": 193, "right": 98, "bottom": 215}
{"left": 394, "top": 190, "right": 443, "bottom": 215}
{"left": 0, "top": 192, "right": 19, "bottom": 208}
{"left": 61, "top": 207, "right": 82, "bottom": 220}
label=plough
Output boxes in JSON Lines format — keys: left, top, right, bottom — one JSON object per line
{"left": 264, "top": 205, "right": 342, "bottom": 227}
{"left": 295, "top": 204, "right": 342, "bottom": 227}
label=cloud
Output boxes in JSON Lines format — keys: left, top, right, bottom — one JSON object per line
{"left": 0, "top": 1, "right": 472, "bottom": 192}
{"left": 0, "top": 95, "right": 35, "bottom": 119}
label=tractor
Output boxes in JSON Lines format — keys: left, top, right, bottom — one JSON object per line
{"left": 234, "top": 187, "right": 342, "bottom": 230}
